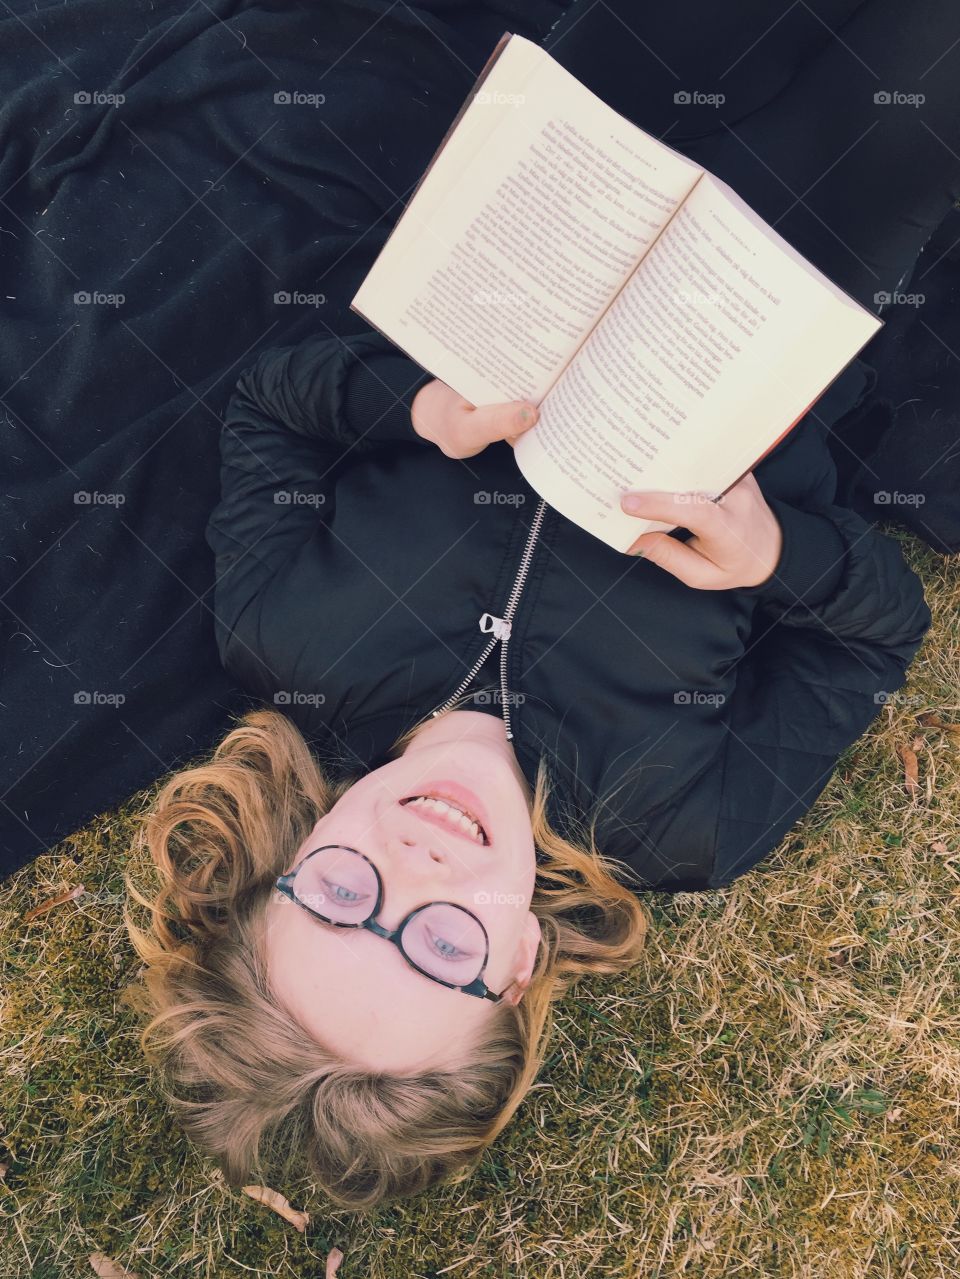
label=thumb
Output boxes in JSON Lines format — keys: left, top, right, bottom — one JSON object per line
{"left": 628, "top": 531, "right": 721, "bottom": 588}
{"left": 466, "top": 400, "right": 538, "bottom": 447}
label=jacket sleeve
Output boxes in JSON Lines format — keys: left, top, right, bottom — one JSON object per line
{"left": 205, "top": 329, "right": 434, "bottom": 677}
{"left": 645, "top": 500, "right": 932, "bottom": 890}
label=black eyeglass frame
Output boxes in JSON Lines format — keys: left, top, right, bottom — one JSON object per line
{"left": 274, "top": 844, "right": 505, "bottom": 1003}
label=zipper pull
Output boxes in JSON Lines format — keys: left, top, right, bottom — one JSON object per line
{"left": 479, "top": 612, "right": 512, "bottom": 642}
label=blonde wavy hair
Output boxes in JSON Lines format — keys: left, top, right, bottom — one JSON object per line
{"left": 124, "top": 703, "right": 652, "bottom": 1211}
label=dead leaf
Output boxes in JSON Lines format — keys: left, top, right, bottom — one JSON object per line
{"left": 23, "top": 884, "right": 85, "bottom": 922}
{"left": 896, "top": 743, "right": 919, "bottom": 797}
{"left": 930, "top": 840, "right": 950, "bottom": 855}
{"left": 326, "top": 1248, "right": 344, "bottom": 1278}
{"left": 911, "top": 735, "right": 925, "bottom": 752}
{"left": 89, "top": 1254, "right": 141, "bottom": 1279}
{"left": 917, "top": 713, "right": 960, "bottom": 733}
{"left": 0, "top": 1162, "right": 8, "bottom": 1180}
{"left": 241, "top": 1185, "right": 310, "bottom": 1233}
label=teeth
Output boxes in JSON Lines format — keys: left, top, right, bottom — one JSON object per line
{"left": 406, "top": 795, "right": 485, "bottom": 844}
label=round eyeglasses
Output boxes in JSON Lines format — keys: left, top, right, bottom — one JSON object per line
{"left": 274, "top": 845, "right": 505, "bottom": 1003}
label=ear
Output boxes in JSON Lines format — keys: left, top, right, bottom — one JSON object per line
{"left": 499, "top": 912, "right": 542, "bottom": 1007}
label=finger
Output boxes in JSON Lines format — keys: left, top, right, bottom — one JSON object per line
{"left": 627, "top": 531, "right": 729, "bottom": 588}
{"left": 465, "top": 400, "right": 538, "bottom": 448}
{"left": 620, "top": 490, "right": 723, "bottom": 536}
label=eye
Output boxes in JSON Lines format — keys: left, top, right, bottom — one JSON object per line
{"left": 320, "top": 877, "right": 371, "bottom": 906}
{"left": 424, "top": 925, "right": 476, "bottom": 964}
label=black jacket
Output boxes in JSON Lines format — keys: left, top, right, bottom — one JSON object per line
{"left": 205, "top": 329, "right": 931, "bottom": 892}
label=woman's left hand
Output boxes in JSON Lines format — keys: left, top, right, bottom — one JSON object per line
{"left": 620, "top": 472, "right": 783, "bottom": 590}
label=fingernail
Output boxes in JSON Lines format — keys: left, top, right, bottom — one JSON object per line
{"left": 520, "top": 404, "right": 537, "bottom": 425}
{"left": 621, "top": 492, "right": 645, "bottom": 513}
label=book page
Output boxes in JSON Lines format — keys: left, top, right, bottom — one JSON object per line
{"left": 513, "top": 171, "right": 882, "bottom": 551}
{"left": 351, "top": 33, "right": 703, "bottom": 407}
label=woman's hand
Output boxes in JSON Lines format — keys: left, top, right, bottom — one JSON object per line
{"left": 411, "top": 379, "right": 539, "bottom": 459}
{"left": 620, "top": 472, "right": 783, "bottom": 589}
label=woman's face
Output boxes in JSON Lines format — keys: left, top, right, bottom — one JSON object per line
{"left": 264, "top": 711, "right": 541, "bottom": 1072}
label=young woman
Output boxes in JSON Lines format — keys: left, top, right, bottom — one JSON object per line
{"left": 127, "top": 0, "right": 956, "bottom": 1212}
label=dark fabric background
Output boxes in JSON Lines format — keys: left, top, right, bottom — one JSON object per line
{"left": 1, "top": 0, "right": 957, "bottom": 878}
{"left": 0, "top": 0, "right": 576, "bottom": 876}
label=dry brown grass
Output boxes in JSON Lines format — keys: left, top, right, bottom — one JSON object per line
{"left": 1, "top": 526, "right": 958, "bottom": 1279}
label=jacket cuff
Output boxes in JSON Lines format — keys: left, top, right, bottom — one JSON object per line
{"left": 341, "top": 345, "right": 435, "bottom": 445}
{"left": 741, "top": 497, "right": 849, "bottom": 608}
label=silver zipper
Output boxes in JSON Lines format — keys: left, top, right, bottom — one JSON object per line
{"left": 430, "top": 496, "right": 548, "bottom": 741}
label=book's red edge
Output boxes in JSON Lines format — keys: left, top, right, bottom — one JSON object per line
{"left": 712, "top": 324, "right": 883, "bottom": 500}
{"left": 349, "top": 29, "right": 515, "bottom": 340}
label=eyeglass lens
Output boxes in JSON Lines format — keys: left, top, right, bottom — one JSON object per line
{"left": 292, "top": 846, "right": 488, "bottom": 984}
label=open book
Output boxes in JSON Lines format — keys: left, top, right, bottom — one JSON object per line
{"left": 351, "top": 31, "right": 883, "bottom": 553}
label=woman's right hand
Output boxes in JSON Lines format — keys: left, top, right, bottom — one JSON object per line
{"left": 410, "top": 378, "right": 539, "bottom": 459}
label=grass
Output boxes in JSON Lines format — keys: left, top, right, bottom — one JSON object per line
{"left": 2, "top": 526, "right": 958, "bottom": 1279}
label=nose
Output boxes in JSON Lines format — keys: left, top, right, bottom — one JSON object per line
{"left": 366, "top": 816, "right": 452, "bottom": 930}
{"left": 391, "top": 832, "right": 445, "bottom": 864}
{"left": 377, "top": 800, "right": 450, "bottom": 868}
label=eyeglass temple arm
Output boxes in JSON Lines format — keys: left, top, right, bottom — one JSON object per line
{"left": 460, "top": 975, "right": 504, "bottom": 1002}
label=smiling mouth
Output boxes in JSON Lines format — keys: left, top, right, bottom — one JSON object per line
{"left": 399, "top": 793, "right": 489, "bottom": 845}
